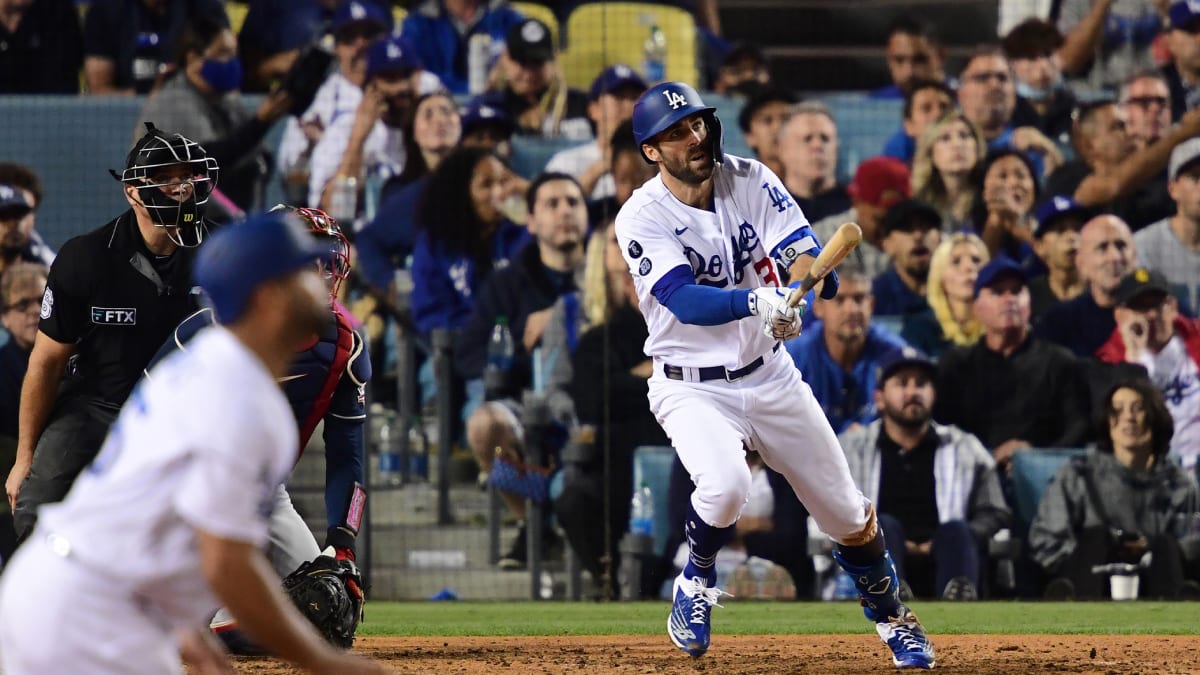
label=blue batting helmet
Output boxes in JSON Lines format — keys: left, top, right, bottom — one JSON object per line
{"left": 631, "top": 82, "right": 724, "bottom": 164}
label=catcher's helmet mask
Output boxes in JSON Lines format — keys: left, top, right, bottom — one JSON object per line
{"left": 111, "top": 122, "right": 219, "bottom": 248}
{"left": 632, "top": 82, "right": 724, "bottom": 165}
{"left": 268, "top": 204, "right": 352, "bottom": 299}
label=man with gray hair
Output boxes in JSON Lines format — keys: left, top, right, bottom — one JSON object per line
{"left": 1134, "top": 138, "right": 1200, "bottom": 315}
{"left": 777, "top": 102, "right": 849, "bottom": 223}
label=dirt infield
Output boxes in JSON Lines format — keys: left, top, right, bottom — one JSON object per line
{"left": 232, "top": 634, "right": 1198, "bottom": 673}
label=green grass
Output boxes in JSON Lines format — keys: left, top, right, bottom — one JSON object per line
{"left": 357, "top": 601, "right": 1200, "bottom": 637}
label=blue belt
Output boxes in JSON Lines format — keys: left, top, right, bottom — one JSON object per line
{"left": 663, "top": 343, "right": 780, "bottom": 382}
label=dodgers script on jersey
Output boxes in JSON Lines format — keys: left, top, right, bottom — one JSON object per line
{"left": 615, "top": 154, "right": 816, "bottom": 368}
{"left": 12, "top": 326, "right": 296, "bottom": 629}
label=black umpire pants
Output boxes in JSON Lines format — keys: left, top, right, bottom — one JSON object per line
{"left": 13, "top": 395, "right": 118, "bottom": 542}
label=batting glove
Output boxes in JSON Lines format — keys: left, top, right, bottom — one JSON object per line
{"left": 749, "top": 287, "right": 803, "bottom": 340}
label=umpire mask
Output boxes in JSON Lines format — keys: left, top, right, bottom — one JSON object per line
{"left": 111, "top": 123, "right": 220, "bottom": 248}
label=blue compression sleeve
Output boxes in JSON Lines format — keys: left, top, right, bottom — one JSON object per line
{"left": 651, "top": 265, "right": 753, "bottom": 325}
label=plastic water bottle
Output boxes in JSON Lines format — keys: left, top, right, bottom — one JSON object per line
{"left": 484, "top": 316, "right": 514, "bottom": 399}
{"left": 630, "top": 482, "right": 654, "bottom": 536}
{"left": 468, "top": 33, "right": 492, "bottom": 95}
{"left": 329, "top": 175, "right": 358, "bottom": 224}
{"left": 377, "top": 411, "right": 401, "bottom": 486}
{"left": 642, "top": 25, "right": 667, "bottom": 83}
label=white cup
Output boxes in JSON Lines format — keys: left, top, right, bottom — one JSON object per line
{"left": 1110, "top": 573, "right": 1140, "bottom": 601}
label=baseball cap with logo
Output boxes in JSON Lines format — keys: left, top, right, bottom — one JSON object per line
{"left": 332, "top": 0, "right": 391, "bottom": 40}
{"left": 847, "top": 157, "right": 911, "bottom": 210}
{"left": 366, "top": 36, "right": 421, "bottom": 80}
{"left": 875, "top": 346, "right": 937, "bottom": 388}
{"left": 460, "top": 101, "right": 516, "bottom": 138}
{"left": 1169, "top": 0, "right": 1200, "bottom": 30}
{"left": 588, "top": 64, "right": 647, "bottom": 102}
{"left": 0, "top": 183, "right": 32, "bottom": 221}
{"left": 1168, "top": 137, "right": 1200, "bottom": 181}
{"left": 1033, "top": 195, "right": 1090, "bottom": 237}
{"left": 194, "top": 211, "right": 325, "bottom": 323}
{"left": 1113, "top": 267, "right": 1173, "bottom": 306}
{"left": 973, "top": 256, "right": 1027, "bottom": 298}
{"left": 506, "top": 19, "right": 555, "bottom": 65}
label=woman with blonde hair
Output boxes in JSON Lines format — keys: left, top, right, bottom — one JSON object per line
{"left": 912, "top": 111, "right": 987, "bottom": 231}
{"left": 901, "top": 232, "right": 990, "bottom": 358}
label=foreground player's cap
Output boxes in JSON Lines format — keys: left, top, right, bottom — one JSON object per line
{"left": 195, "top": 211, "right": 324, "bottom": 323}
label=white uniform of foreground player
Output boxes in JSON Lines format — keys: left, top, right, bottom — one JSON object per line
{"left": 617, "top": 81, "right": 935, "bottom": 669}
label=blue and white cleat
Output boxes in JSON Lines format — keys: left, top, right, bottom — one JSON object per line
{"left": 876, "top": 608, "right": 936, "bottom": 669}
{"left": 667, "top": 573, "right": 729, "bottom": 657}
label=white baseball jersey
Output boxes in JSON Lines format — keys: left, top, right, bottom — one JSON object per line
{"left": 0, "top": 326, "right": 296, "bottom": 673}
{"left": 615, "top": 154, "right": 817, "bottom": 369}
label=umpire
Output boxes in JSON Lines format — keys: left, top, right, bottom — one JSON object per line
{"left": 4, "top": 123, "right": 219, "bottom": 540}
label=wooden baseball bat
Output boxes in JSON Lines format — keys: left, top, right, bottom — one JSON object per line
{"left": 786, "top": 222, "right": 863, "bottom": 308}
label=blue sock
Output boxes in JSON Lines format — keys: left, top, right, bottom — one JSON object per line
{"left": 832, "top": 548, "right": 904, "bottom": 623}
{"left": 681, "top": 503, "right": 734, "bottom": 585}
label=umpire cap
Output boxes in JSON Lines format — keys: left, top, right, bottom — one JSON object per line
{"left": 632, "top": 82, "right": 724, "bottom": 164}
{"left": 195, "top": 211, "right": 325, "bottom": 323}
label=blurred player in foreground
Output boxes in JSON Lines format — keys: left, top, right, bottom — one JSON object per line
{"left": 617, "top": 82, "right": 935, "bottom": 668}
{"left": 0, "top": 212, "right": 385, "bottom": 674}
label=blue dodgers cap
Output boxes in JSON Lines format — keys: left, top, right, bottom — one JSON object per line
{"left": 875, "top": 346, "right": 936, "bottom": 388}
{"left": 194, "top": 211, "right": 325, "bottom": 323}
{"left": 0, "top": 183, "right": 32, "bottom": 220}
{"left": 588, "top": 64, "right": 647, "bottom": 101}
{"left": 332, "top": 0, "right": 391, "bottom": 36}
{"left": 460, "top": 101, "right": 516, "bottom": 137}
{"left": 365, "top": 36, "right": 421, "bottom": 80}
{"left": 1170, "top": 0, "right": 1200, "bottom": 29}
{"left": 1033, "top": 195, "right": 1090, "bottom": 237}
{"left": 973, "top": 256, "right": 1027, "bottom": 298}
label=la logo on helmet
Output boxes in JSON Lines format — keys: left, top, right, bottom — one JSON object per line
{"left": 662, "top": 90, "right": 688, "bottom": 110}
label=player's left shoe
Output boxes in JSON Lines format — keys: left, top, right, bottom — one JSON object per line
{"left": 667, "top": 573, "right": 728, "bottom": 657}
{"left": 875, "top": 608, "right": 936, "bottom": 669}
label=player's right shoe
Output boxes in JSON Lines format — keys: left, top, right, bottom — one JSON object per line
{"left": 667, "top": 573, "right": 728, "bottom": 657}
{"left": 875, "top": 608, "right": 936, "bottom": 669}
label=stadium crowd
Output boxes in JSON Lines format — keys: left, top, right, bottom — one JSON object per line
{"left": 0, "top": 0, "right": 1199, "bottom": 617}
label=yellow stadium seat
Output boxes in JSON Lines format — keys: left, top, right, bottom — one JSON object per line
{"left": 225, "top": 1, "right": 248, "bottom": 34}
{"left": 392, "top": 5, "right": 408, "bottom": 27}
{"left": 511, "top": 2, "right": 560, "bottom": 47}
{"left": 558, "top": 2, "right": 697, "bottom": 90}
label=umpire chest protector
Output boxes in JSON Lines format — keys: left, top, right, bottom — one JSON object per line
{"left": 40, "top": 211, "right": 200, "bottom": 406}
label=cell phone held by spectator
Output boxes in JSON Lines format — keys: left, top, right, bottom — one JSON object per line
{"left": 281, "top": 42, "right": 336, "bottom": 117}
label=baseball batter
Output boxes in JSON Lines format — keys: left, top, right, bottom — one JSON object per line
{"left": 0, "top": 213, "right": 383, "bottom": 674}
{"left": 617, "top": 82, "right": 935, "bottom": 669}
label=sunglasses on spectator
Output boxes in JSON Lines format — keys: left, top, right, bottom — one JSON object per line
{"left": 3, "top": 295, "right": 42, "bottom": 314}
{"left": 1123, "top": 96, "right": 1169, "bottom": 109}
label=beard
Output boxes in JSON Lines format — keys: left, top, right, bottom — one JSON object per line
{"left": 661, "top": 146, "right": 715, "bottom": 185}
{"left": 883, "top": 400, "right": 931, "bottom": 429}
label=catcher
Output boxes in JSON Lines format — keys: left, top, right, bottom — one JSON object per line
{"left": 145, "top": 205, "right": 372, "bottom": 653}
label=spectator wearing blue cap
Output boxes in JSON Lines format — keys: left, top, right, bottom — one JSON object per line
{"left": 545, "top": 65, "right": 648, "bottom": 201}
{"left": 786, "top": 264, "right": 907, "bottom": 434}
{"left": 1163, "top": 0, "right": 1200, "bottom": 121}
{"left": 839, "top": 346, "right": 1010, "bottom": 601}
{"left": 1028, "top": 195, "right": 1089, "bottom": 320}
{"left": 309, "top": 35, "right": 446, "bottom": 219}
{"left": 471, "top": 18, "right": 591, "bottom": 141}
{"left": 0, "top": 165, "right": 54, "bottom": 270}
{"left": 935, "top": 256, "right": 1090, "bottom": 474}
{"left": 82, "top": 0, "right": 228, "bottom": 95}
{"left": 0, "top": 185, "right": 42, "bottom": 280}
{"left": 277, "top": 0, "right": 407, "bottom": 203}
{"left": 1133, "top": 138, "right": 1200, "bottom": 315}
{"left": 460, "top": 100, "right": 518, "bottom": 157}
{"left": 399, "top": 0, "right": 525, "bottom": 96}
{"left": 0, "top": 0, "right": 82, "bottom": 93}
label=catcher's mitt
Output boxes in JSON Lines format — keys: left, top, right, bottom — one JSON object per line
{"left": 282, "top": 548, "right": 364, "bottom": 649}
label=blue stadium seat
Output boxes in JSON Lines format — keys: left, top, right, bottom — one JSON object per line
{"left": 632, "top": 445, "right": 675, "bottom": 557}
{"left": 1010, "top": 448, "right": 1088, "bottom": 530}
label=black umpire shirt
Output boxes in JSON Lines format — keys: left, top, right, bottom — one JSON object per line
{"left": 38, "top": 211, "right": 200, "bottom": 407}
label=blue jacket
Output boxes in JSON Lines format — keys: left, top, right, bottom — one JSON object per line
{"left": 881, "top": 128, "right": 915, "bottom": 164}
{"left": 410, "top": 219, "right": 530, "bottom": 337}
{"left": 872, "top": 267, "right": 928, "bottom": 316}
{"left": 357, "top": 175, "right": 429, "bottom": 289}
{"left": 786, "top": 322, "right": 907, "bottom": 433}
{"left": 399, "top": 0, "right": 525, "bottom": 95}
